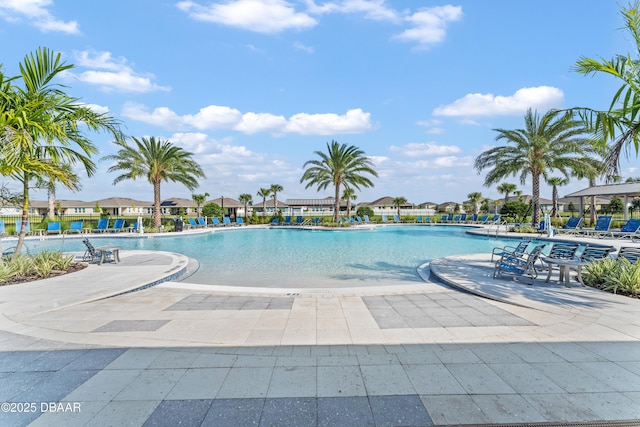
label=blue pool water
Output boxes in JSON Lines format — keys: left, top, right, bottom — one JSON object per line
{"left": 19, "top": 226, "right": 516, "bottom": 288}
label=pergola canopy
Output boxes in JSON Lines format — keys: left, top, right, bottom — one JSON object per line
{"left": 565, "top": 182, "right": 640, "bottom": 198}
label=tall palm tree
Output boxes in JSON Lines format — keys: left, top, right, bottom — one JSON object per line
{"left": 546, "top": 177, "right": 568, "bottom": 217}
{"left": 103, "top": 137, "right": 205, "bottom": 228}
{"left": 0, "top": 47, "right": 123, "bottom": 255}
{"left": 257, "top": 188, "right": 271, "bottom": 218}
{"left": 496, "top": 183, "right": 517, "bottom": 204}
{"left": 392, "top": 197, "right": 407, "bottom": 218}
{"left": 192, "top": 192, "right": 209, "bottom": 217}
{"left": 269, "top": 184, "right": 283, "bottom": 217}
{"left": 475, "top": 109, "right": 596, "bottom": 227}
{"left": 568, "top": 2, "right": 640, "bottom": 176}
{"left": 342, "top": 187, "right": 357, "bottom": 218}
{"left": 467, "top": 191, "right": 483, "bottom": 215}
{"left": 238, "top": 193, "right": 253, "bottom": 221}
{"left": 300, "top": 140, "right": 378, "bottom": 222}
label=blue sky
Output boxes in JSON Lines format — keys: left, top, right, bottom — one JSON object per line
{"left": 0, "top": 0, "right": 635, "bottom": 205}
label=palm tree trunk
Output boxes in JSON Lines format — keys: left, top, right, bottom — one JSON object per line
{"left": 153, "top": 180, "right": 162, "bottom": 228}
{"left": 334, "top": 182, "right": 341, "bottom": 222}
{"left": 262, "top": 198, "right": 266, "bottom": 218}
{"left": 532, "top": 173, "right": 541, "bottom": 227}
{"left": 48, "top": 186, "right": 56, "bottom": 221}
{"left": 14, "top": 173, "right": 29, "bottom": 257}
{"left": 589, "top": 177, "right": 596, "bottom": 225}
{"left": 551, "top": 186, "right": 558, "bottom": 217}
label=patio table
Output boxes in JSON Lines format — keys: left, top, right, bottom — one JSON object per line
{"left": 541, "top": 257, "right": 586, "bottom": 287}
{"left": 95, "top": 245, "right": 121, "bottom": 265}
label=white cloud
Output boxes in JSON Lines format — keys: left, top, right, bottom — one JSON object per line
{"left": 71, "top": 50, "right": 171, "bottom": 93}
{"left": 123, "top": 103, "right": 375, "bottom": 136}
{"left": 284, "top": 108, "right": 375, "bottom": 135}
{"left": 389, "top": 142, "right": 461, "bottom": 157}
{"left": 305, "top": 0, "right": 399, "bottom": 22}
{"left": 0, "top": 0, "right": 79, "bottom": 34}
{"left": 293, "top": 41, "right": 314, "bottom": 53}
{"left": 83, "top": 103, "right": 110, "bottom": 114}
{"left": 394, "top": 5, "right": 462, "bottom": 49}
{"left": 433, "top": 86, "right": 565, "bottom": 117}
{"left": 177, "top": 0, "right": 316, "bottom": 33}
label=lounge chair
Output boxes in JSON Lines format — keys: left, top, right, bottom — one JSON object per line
{"left": 381, "top": 215, "right": 389, "bottom": 223}
{"left": 541, "top": 242, "right": 581, "bottom": 282}
{"left": 580, "top": 215, "right": 612, "bottom": 237}
{"left": 236, "top": 217, "right": 244, "bottom": 226}
{"left": 468, "top": 214, "right": 478, "bottom": 223}
{"left": 618, "top": 246, "right": 640, "bottom": 263}
{"left": 555, "top": 216, "right": 583, "bottom": 235}
{"left": 440, "top": 214, "right": 448, "bottom": 222}
{"left": 312, "top": 217, "right": 320, "bottom": 225}
{"left": 82, "top": 238, "right": 115, "bottom": 264}
{"left": 108, "top": 218, "right": 125, "bottom": 232}
{"left": 363, "top": 215, "right": 371, "bottom": 223}
{"left": 223, "top": 216, "right": 234, "bottom": 226}
{"left": 608, "top": 218, "right": 640, "bottom": 239}
{"left": 493, "top": 244, "right": 545, "bottom": 285}
{"left": 212, "top": 218, "right": 223, "bottom": 227}
{"left": 282, "top": 216, "right": 292, "bottom": 226}
{"left": 46, "top": 221, "right": 61, "bottom": 235}
{"left": 14, "top": 220, "right": 31, "bottom": 236}
{"left": 65, "top": 221, "right": 84, "bottom": 234}
{"left": 491, "top": 240, "right": 530, "bottom": 262}
{"left": 355, "top": 216, "right": 363, "bottom": 224}
{"left": 0, "top": 220, "right": 6, "bottom": 237}
{"left": 295, "top": 216, "right": 304, "bottom": 225}
{"left": 271, "top": 218, "right": 279, "bottom": 225}
{"left": 477, "top": 215, "right": 489, "bottom": 224}
{"left": 95, "top": 218, "right": 109, "bottom": 233}
{"left": 563, "top": 244, "right": 615, "bottom": 286}
{"left": 197, "top": 217, "right": 208, "bottom": 228}
{"left": 416, "top": 216, "right": 423, "bottom": 223}
{"left": 393, "top": 214, "right": 401, "bottom": 223}
{"left": 187, "top": 218, "right": 198, "bottom": 229}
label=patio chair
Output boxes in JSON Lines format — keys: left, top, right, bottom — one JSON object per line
{"left": 46, "top": 221, "right": 61, "bottom": 235}
{"left": 212, "top": 218, "right": 223, "bottom": 227}
{"left": 295, "top": 216, "right": 304, "bottom": 225}
{"left": 477, "top": 215, "right": 489, "bottom": 224}
{"left": 491, "top": 240, "right": 530, "bottom": 262}
{"left": 223, "top": 216, "right": 234, "bottom": 226}
{"left": 608, "top": 218, "right": 640, "bottom": 239}
{"left": 127, "top": 221, "right": 140, "bottom": 233}
{"left": 393, "top": 214, "right": 401, "bottom": 223}
{"left": 381, "top": 215, "right": 389, "bottom": 223}
{"left": 197, "top": 217, "right": 208, "bottom": 228}
{"left": 95, "top": 218, "right": 109, "bottom": 233}
{"left": 81, "top": 238, "right": 115, "bottom": 264}
{"left": 555, "top": 216, "right": 583, "bottom": 235}
{"left": 566, "top": 244, "right": 615, "bottom": 286}
{"left": 236, "top": 217, "right": 244, "bottom": 225}
{"left": 541, "top": 242, "right": 581, "bottom": 282}
{"left": 14, "top": 220, "right": 30, "bottom": 236}
{"left": 579, "top": 215, "right": 612, "bottom": 237}
{"left": 64, "top": 221, "right": 84, "bottom": 234}
{"left": 493, "top": 244, "right": 545, "bottom": 285}
{"left": 363, "top": 215, "right": 372, "bottom": 223}
{"left": 617, "top": 246, "right": 640, "bottom": 263}
{"left": 108, "top": 218, "right": 125, "bottom": 232}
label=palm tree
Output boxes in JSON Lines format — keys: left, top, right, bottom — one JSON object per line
{"left": 300, "top": 140, "right": 378, "bottom": 222}
{"left": 103, "top": 137, "right": 205, "bottom": 228}
{"left": 270, "top": 184, "right": 283, "bottom": 217}
{"left": 496, "top": 183, "right": 517, "bottom": 204}
{"left": 238, "top": 193, "right": 253, "bottom": 221}
{"left": 392, "top": 197, "right": 407, "bottom": 218}
{"left": 546, "top": 177, "right": 568, "bottom": 217}
{"left": 0, "top": 47, "right": 123, "bottom": 255}
{"left": 257, "top": 188, "right": 271, "bottom": 218}
{"left": 568, "top": 2, "right": 640, "bottom": 176}
{"left": 342, "top": 187, "right": 357, "bottom": 218}
{"left": 467, "top": 191, "right": 483, "bottom": 215}
{"left": 192, "top": 192, "right": 209, "bottom": 217}
{"left": 475, "top": 108, "right": 596, "bottom": 227}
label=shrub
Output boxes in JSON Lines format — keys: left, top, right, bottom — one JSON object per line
{"left": 356, "top": 206, "right": 374, "bottom": 218}
{"left": 583, "top": 258, "right": 640, "bottom": 295}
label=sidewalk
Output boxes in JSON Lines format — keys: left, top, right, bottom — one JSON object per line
{"left": 0, "top": 248, "right": 639, "bottom": 426}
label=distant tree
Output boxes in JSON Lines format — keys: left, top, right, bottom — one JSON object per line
{"left": 500, "top": 200, "right": 530, "bottom": 223}
{"left": 257, "top": 188, "right": 271, "bottom": 218}
{"left": 392, "top": 197, "right": 408, "bottom": 217}
{"left": 270, "top": 184, "right": 283, "bottom": 217}
{"left": 103, "top": 137, "right": 205, "bottom": 228}
{"left": 238, "top": 193, "right": 253, "bottom": 221}
{"left": 546, "top": 177, "right": 568, "bottom": 217}
{"left": 497, "top": 183, "right": 517, "bottom": 204}
{"left": 626, "top": 177, "right": 640, "bottom": 182}
{"left": 342, "top": 187, "right": 357, "bottom": 218}
{"left": 356, "top": 206, "right": 374, "bottom": 218}
{"left": 467, "top": 191, "right": 483, "bottom": 215}
{"left": 567, "top": 201, "right": 576, "bottom": 216}
{"left": 300, "top": 141, "right": 378, "bottom": 222}
{"left": 609, "top": 196, "right": 624, "bottom": 214}
{"left": 192, "top": 192, "right": 210, "bottom": 217}
{"left": 202, "top": 202, "right": 223, "bottom": 218}
{"left": 480, "top": 199, "right": 490, "bottom": 213}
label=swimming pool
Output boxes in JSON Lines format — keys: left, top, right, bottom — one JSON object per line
{"left": 19, "top": 226, "right": 516, "bottom": 288}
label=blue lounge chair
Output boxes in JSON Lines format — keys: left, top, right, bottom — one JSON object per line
{"left": 212, "top": 218, "right": 223, "bottom": 227}
{"left": 493, "top": 244, "right": 544, "bottom": 285}
{"left": 393, "top": 214, "right": 401, "bottom": 223}
{"left": 108, "top": 218, "right": 125, "bottom": 232}
{"left": 128, "top": 221, "right": 140, "bottom": 232}
{"left": 46, "top": 221, "right": 61, "bottom": 235}
{"left": 82, "top": 238, "right": 115, "bottom": 264}
{"left": 580, "top": 215, "right": 612, "bottom": 237}
{"left": 416, "top": 216, "right": 423, "bottom": 223}
{"left": 618, "top": 246, "right": 640, "bottom": 263}
{"left": 0, "top": 220, "right": 6, "bottom": 237}
{"left": 459, "top": 214, "right": 467, "bottom": 223}
{"left": 14, "top": 220, "right": 30, "bottom": 236}
{"left": 197, "top": 217, "right": 208, "bottom": 228}
{"left": 381, "top": 215, "right": 389, "bottom": 223}
{"left": 608, "top": 218, "right": 640, "bottom": 239}
{"left": 95, "top": 218, "right": 109, "bottom": 233}
{"left": 491, "top": 240, "right": 530, "bottom": 262}
{"left": 295, "top": 216, "right": 304, "bottom": 225}
{"left": 556, "top": 216, "right": 582, "bottom": 234}
{"left": 236, "top": 217, "right": 244, "bottom": 226}
{"left": 65, "top": 221, "right": 84, "bottom": 234}
{"left": 440, "top": 214, "right": 448, "bottom": 222}
{"left": 478, "top": 215, "right": 488, "bottom": 223}
{"left": 363, "top": 215, "right": 371, "bottom": 223}
{"left": 271, "top": 218, "right": 279, "bottom": 225}
{"left": 188, "top": 218, "right": 198, "bottom": 229}
{"left": 313, "top": 217, "right": 320, "bottom": 225}
{"left": 223, "top": 216, "right": 233, "bottom": 226}
{"left": 469, "top": 214, "right": 478, "bottom": 223}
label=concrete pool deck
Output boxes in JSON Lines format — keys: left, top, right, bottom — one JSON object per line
{"left": 1, "top": 233, "right": 640, "bottom": 426}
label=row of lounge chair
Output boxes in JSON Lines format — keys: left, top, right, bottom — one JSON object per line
{"left": 186, "top": 216, "right": 243, "bottom": 228}
{"left": 0, "top": 218, "right": 141, "bottom": 236}
{"left": 555, "top": 216, "right": 640, "bottom": 240}
{"left": 493, "top": 240, "right": 640, "bottom": 285}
